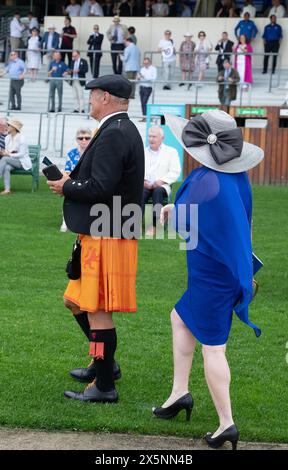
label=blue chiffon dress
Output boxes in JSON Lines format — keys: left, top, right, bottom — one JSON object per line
{"left": 173, "top": 167, "right": 261, "bottom": 346}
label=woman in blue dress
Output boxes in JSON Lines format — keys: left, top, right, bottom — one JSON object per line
{"left": 152, "top": 110, "right": 264, "bottom": 450}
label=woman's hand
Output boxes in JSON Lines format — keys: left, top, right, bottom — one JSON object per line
{"left": 160, "top": 204, "right": 174, "bottom": 225}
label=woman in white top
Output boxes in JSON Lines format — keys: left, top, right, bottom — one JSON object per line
{"left": 27, "top": 28, "right": 41, "bottom": 81}
{"left": 0, "top": 118, "right": 32, "bottom": 195}
{"left": 194, "top": 31, "right": 213, "bottom": 82}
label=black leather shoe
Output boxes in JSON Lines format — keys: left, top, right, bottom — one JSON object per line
{"left": 204, "top": 424, "right": 239, "bottom": 450}
{"left": 70, "top": 360, "right": 121, "bottom": 382}
{"left": 152, "top": 393, "right": 194, "bottom": 421}
{"left": 64, "top": 382, "right": 118, "bottom": 403}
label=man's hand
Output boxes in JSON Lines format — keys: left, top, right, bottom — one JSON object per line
{"left": 153, "top": 180, "right": 165, "bottom": 188}
{"left": 144, "top": 180, "right": 153, "bottom": 190}
{"left": 47, "top": 172, "right": 70, "bottom": 196}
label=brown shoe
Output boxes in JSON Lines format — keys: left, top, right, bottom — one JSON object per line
{"left": 0, "top": 190, "right": 11, "bottom": 195}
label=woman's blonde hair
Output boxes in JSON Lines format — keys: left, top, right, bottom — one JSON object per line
{"left": 76, "top": 128, "right": 92, "bottom": 138}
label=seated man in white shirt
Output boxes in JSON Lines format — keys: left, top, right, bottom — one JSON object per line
{"left": 143, "top": 125, "right": 181, "bottom": 236}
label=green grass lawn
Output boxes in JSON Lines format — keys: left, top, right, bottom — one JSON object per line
{"left": 0, "top": 176, "right": 287, "bottom": 442}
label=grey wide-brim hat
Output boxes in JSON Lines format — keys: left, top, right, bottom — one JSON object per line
{"left": 165, "top": 110, "right": 264, "bottom": 173}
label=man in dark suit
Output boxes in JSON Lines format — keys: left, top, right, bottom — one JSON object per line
{"left": 67, "top": 49, "right": 88, "bottom": 113}
{"left": 217, "top": 59, "right": 240, "bottom": 106}
{"left": 47, "top": 75, "right": 144, "bottom": 404}
{"left": 215, "top": 32, "right": 234, "bottom": 72}
{"left": 87, "top": 25, "right": 104, "bottom": 78}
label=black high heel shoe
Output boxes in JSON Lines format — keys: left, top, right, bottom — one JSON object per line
{"left": 152, "top": 393, "right": 194, "bottom": 421}
{"left": 204, "top": 424, "right": 239, "bottom": 450}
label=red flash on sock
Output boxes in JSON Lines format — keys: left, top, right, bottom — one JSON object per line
{"left": 89, "top": 342, "right": 104, "bottom": 360}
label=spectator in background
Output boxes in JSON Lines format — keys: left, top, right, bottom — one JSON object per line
{"left": 0, "top": 118, "right": 8, "bottom": 152}
{"left": 138, "top": 57, "right": 157, "bottom": 121}
{"left": 128, "top": 26, "right": 137, "bottom": 44}
{"left": 41, "top": 25, "right": 60, "bottom": 70}
{"left": 48, "top": 51, "right": 69, "bottom": 112}
{"left": 62, "top": 0, "right": 81, "bottom": 18}
{"left": 10, "top": 12, "right": 25, "bottom": 53}
{"left": 0, "top": 118, "right": 32, "bottom": 195}
{"left": 153, "top": 0, "right": 169, "bottom": 16}
{"left": 0, "top": 51, "right": 25, "bottom": 110}
{"left": 241, "top": 0, "right": 256, "bottom": 18}
{"left": 179, "top": 33, "right": 195, "bottom": 88}
{"left": 89, "top": 0, "right": 104, "bottom": 16}
{"left": 144, "top": 0, "right": 153, "bottom": 16}
{"left": 168, "top": 1, "right": 178, "bottom": 16}
{"left": 67, "top": 49, "right": 88, "bottom": 113}
{"left": 194, "top": 31, "right": 213, "bottom": 82}
{"left": 158, "top": 29, "right": 176, "bottom": 90}
{"left": 180, "top": 0, "right": 193, "bottom": 16}
{"left": 60, "top": 17, "right": 77, "bottom": 64}
{"left": 217, "top": 59, "right": 240, "bottom": 105}
{"left": 80, "top": 0, "right": 92, "bottom": 16}
{"left": 119, "top": 0, "right": 139, "bottom": 16}
{"left": 27, "top": 12, "right": 39, "bottom": 32}
{"left": 234, "top": 34, "right": 253, "bottom": 90}
{"left": 262, "top": 14, "right": 282, "bottom": 74}
{"left": 216, "top": 0, "right": 237, "bottom": 17}
{"left": 63, "top": 1, "right": 81, "bottom": 17}
{"left": 121, "top": 37, "right": 140, "bottom": 99}
{"left": 215, "top": 31, "right": 234, "bottom": 72}
{"left": 102, "top": 1, "right": 116, "bottom": 16}
{"left": 234, "top": 12, "right": 258, "bottom": 42}
{"left": 142, "top": 126, "right": 181, "bottom": 237}
{"left": 27, "top": 28, "right": 41, "bottom": 81}
{"left": 268, "top": 0, "right": 286, "bottom": 18}
{"left": 87, "top": 24, "right": 104, "bottom": 78}
{"left": 60, "top": 127, "right": 92, "bottom": 232}
{"left": 107, "top": 16, "right": 129, "bottom": 75}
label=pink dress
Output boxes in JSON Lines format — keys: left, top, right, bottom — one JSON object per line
{"left": 234, "top": 43, "right": 253, "bottom": 84}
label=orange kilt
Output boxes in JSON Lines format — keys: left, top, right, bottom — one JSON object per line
{"left": 64, "top": 236, "right": 138, "bottom": 313}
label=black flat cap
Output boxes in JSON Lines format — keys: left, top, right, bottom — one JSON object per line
{"left": 85, "top": 74, "right": 132, "bottom": 99}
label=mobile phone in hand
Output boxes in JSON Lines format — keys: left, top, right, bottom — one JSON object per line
{"left": 42, "top": 156, "right": 63, "bottom": 181}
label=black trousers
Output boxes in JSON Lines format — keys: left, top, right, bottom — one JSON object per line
{"left": 139, "top": 86, "right": 152, "bottom": 116}
{"left": 263, "top": 41, "right": 280, "bottom": 73}
{"left": 142, "top": 186, "right": 168, "bottom": 227}
{"left": 89, "top": 54, "right": 102, "bottom": 78}
{"left": 61, "top": 50, "right": 72, "bottom": 65}
{"left": 111, "top": 44, "right": 124, "bottom": 75}
{"left": 9, "top": 79, "right": 24, "bottom": 109}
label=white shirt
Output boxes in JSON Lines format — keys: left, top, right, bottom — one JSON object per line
{"left": 90, "top": 3, "right": 104, "bottom": 16}
{"left": 152, "top": 3, "right": 169, "bottom": 16}
{"left": 158, "top": 39, "right": 176, "bottom": 62}
{"left": 268, "top": 5, "right": 286, "bottom": 18}
{"left": 114, "top": 25, "right": 125, "bottom": 44}
{"left": 241, "top": 5, "right": 256, "bottom": 18}
{"left": 144, "top": 143, "right": 181, "bottom": 195}
{"left": 73, "top": 58, "right": 80, "bottom": 78}
{"left": 139, "top": 65, "right": 157, "bottom": 87}
{"left": 80, "top": 0, "right": 91, "bottom": 16}
{"left": 66, "top": 4, "right": 81, "bottom": 16}
{"left": 10, "top": 18, "right": 24, "bottom": 38}
{"left": 98, "top": 111, "right": 128, "bottom": 129}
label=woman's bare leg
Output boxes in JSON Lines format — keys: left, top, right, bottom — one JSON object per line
{"left": 162, "top": 308, "right": 196, "bottom": 408}
{"left": 202, "top": 344, "right": 234, "bottom": 437}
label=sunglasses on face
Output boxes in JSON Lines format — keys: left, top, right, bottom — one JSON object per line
{"left": 77, "top": 136, "right": 91, "bottom": 141}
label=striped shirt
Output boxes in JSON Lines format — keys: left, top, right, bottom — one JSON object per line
{"left": 0, "top": 133, "right": 6, "bottom": 150}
